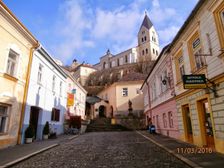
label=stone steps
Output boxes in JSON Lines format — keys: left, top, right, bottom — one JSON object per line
{"left": 86, "top": 118, "right": 130, "bottom": 132}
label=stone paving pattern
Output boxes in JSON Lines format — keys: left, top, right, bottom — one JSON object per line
{"left": 12, "top": 132, "right": 190, "bottom": 168}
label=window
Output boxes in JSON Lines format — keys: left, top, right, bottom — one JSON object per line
{"left": 103, "top": 62, "right": 106, "bottom": 69}
{"left": 117, "top": 59, "right": 120, "bottom": 66}
{"left": 144, "top": 36, "right": 147, "bottom": 41}
{"left": 178, "top": 55, "right": 185, "bottom": 77}
{"left": 142, "top": 31, "right": 145, "bottom": 35}
{"left": 156, "top": 50, "right": 158, "bottom": 56}
{"left": 163, "top": 113, "right": 167, "bottom": 128}
{"left": 213, "top": 2, "right": 224, "bottom": 50}
{"left": 175, "top": 50, "right": 185, "bottom": 82}
{"left": 0, "top": 105, "right": 9, "bottom": 133}
{"left": 188, "top": 32, "right": 206, "bottom": 71}
{"left": 52, "top": 75, "right": 56, "bottom": 92}
{"left": 195, "top": 48, "right": 206, "bottom": 69}
{"left": 168, "top": 112, "right": 173, "bottom": 128}
{"left": 6, "top": 50, "right": 19, "bottom": 77}
{"left": 122, "top": 88, "right": 128, "bottom": 97}
{"left": 192, "top": 38, "right": 206, "bottom": 70}
{"left": 59, "top": 81, "right": 62, "bottom": 96}
{"left": 125, "top": 55, "right": 128, "bottom": 63}
{"left": 142, "top": 38, "right": 144, "bottom": 42}
{"left": 142, "top": 50, "right": 144, "bottom": 55}
{"left": 37, "top": 64, "right": 43, "bottom": 84}
{"left": 146, "top": 48, "right": 148, "bottom": 54}
{"left": 51, "top": 108, "right": 60, "bottom": 121}
{"left": 153, "top": 49, "right": 155, "bottom": 54}
{"left": 154, "top": 38, "right": 156, "bottom": 43}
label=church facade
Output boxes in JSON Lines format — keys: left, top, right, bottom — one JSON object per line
{"left": 94, "top": 14, "right": 160, "bottom": 71}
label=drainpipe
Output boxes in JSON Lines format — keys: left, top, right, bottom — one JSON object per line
{"left": 146, "top": 82, "right": 152, "bottom": 122}
{"left": 17, "top": 42, "right": 40, "bottom": 144}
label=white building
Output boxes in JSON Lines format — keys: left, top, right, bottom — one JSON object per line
{"left": 63, "top": 69, "right": 87, "bottom": 119}
{"left": 72, "top": 63, "right": 97, "bottom": 86}
{"left": 94, "top": 13, "right": 160, "bottom": 71}
{"left": 22, "top": 45, "right": 67, "bottom": 142}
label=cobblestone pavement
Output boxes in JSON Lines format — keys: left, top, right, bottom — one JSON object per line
{"left": 12, "top": 132, "right": 190, "bottom": 168}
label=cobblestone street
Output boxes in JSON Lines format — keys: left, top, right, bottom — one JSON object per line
{"left": 12, "top": 132, "right": 190, "bottom": 168}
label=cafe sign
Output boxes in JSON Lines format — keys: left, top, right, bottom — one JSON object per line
{"left": 183, "top": 74, "right": 206, "bottom": 89}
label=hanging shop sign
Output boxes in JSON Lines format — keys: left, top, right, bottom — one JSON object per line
{"left": 183, "top": 74, "right": 206, "bottom": 89}
{"left": 67, "top": 93, "right": 74, "bottom": 106}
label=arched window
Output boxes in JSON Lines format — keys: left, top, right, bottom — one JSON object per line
{"left": 153, "top": 49, "right": 155, "bottom": 54}
{"left": 144, "top": 36, "right": 147, "bottom": 41}
{"left": 146, "top": 48, "right": 148, "bottom": 54}
{"left": 103, "top": 62, "right": 106, "bottom": 69}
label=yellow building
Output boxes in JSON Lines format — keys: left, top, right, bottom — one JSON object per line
{"left": 0, "top": 2, "right": 38, "bottom": 148}
{"left": 169, "top": 0, "right": 224, "bottom": 153}
{"left": 96, "top": 73, "right": 145, "bottom": 118}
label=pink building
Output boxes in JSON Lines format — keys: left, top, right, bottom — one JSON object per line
{"left": 141, "top": 45, "right": 180, "bottom": 139}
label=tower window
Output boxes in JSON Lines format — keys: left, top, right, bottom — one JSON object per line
{"left": 153, "top": 49, "right": 155, "bottom": 54}
{"left": 146, "top": 48, "right": 148, "bottom": 54}
{"left": 142, "top": 38, "right": 144, "bottom": 42}
{"left": 156, "top": 50, "right": 158, "bottom": 56}
{"left": 142, "top": 50, "right": 145, "bottom": 55}
{"left": 144, "top": 36, "right": 147, "bottom": 41}
{"left": 125, "top": 55, "right": 128, "bottom": 63}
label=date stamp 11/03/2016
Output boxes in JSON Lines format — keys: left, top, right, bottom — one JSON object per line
{"left": 176, "top": 147, "right": 213, "bottom": 154}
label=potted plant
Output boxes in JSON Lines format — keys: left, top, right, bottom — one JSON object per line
{"left": 43, "top": 121, "right": 49, "bottom": 140}
{"left": 25, "top": 124, "right": 34, "bottom": 144}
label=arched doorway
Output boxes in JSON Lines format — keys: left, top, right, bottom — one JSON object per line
{"left": 99, "top": 105, "right": 105, "bottom": 117}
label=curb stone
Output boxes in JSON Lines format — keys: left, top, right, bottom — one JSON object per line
{"left": 136, "top": 131, "right": 203, "bottom": 168}
{"left": 1, "top": 144, "right": 59, "bottom": 168}
{"left": 68, "top": 135, "right": 79, "bottom": 140}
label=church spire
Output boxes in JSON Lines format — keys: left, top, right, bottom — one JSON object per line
{"left": 140, "top": 12, "right": 153, "bottom": 30}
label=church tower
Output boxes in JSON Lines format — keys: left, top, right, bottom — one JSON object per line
{"left": 137, "top": 12, "right": 160, "bottom": 62}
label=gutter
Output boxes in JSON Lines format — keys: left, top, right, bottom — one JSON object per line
{"left": 17, "top": 42, "right": 40, "bottom": 144}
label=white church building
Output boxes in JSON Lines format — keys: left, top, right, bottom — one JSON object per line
{"left": 94, "top": 13, "right": 160, "bottom": 70}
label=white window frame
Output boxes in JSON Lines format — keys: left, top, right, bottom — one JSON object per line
{"left": 178, "top": 55, "right": 185, "bottom": 78}
{"left": 122, "top": 88, "right": 128, "bottom": 97}
{"left": 59, "top": 81, "right": 62, "bottom": 97}
{"left": 52, "top": 75, "right": 56, "bottom": 92}
{"left": 37, "top": 63, "right": 43, "bottom": 84}
{"left": 6, "top": 49, "right": 19, "bottom": 77}
{"left": 0, "top": 104, "right": 10, "bottom": 134}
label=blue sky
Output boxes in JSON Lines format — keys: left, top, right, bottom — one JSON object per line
{"left": 3, "top": 0, "right": 198, "bottom": 65}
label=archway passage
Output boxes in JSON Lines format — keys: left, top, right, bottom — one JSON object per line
{"left": 99, "top": 105, "right": 106, "bottom": 118}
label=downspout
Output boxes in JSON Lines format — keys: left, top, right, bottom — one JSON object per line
{"left": 17, "top": 42, "right": 40, "bottom": 144}
{"left": 146, "top": 82, "right": 152, "bottom": 121}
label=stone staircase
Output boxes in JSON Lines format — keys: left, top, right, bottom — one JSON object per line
{"left": 86, "top": 118, "right": 130, "bottom": 132}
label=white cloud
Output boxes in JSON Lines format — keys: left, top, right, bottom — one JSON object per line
{"left": 91, "top": 0, "right": 149, "bottom": 54}
{"left": 52, "top": 0, "right": 95, "bottom": 63}
{"left": 158, "top": 26, "right": 180, "bottom": 46}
